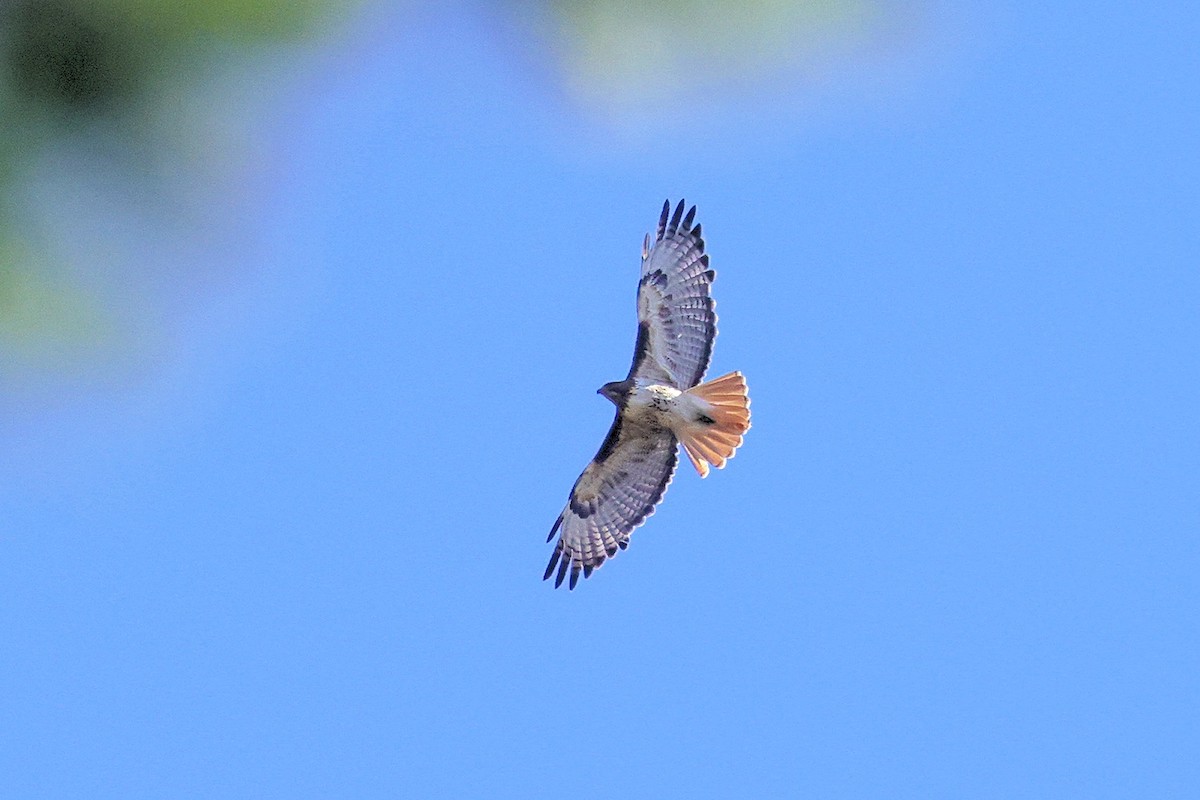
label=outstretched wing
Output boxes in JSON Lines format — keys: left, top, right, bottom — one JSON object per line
{"left": 544, "top": 417, "right": 678, "bottom": 590}
{"left": 626, "top": 199, "right": 718, "bottom": 389}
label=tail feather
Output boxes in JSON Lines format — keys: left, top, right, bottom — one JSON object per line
{"left": 677, "top": 371, "right": 751, "bottom": 478}
{"left": 682, "top": 447, "right": 710, "bottom": 478}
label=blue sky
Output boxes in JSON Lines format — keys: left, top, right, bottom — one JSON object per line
{"left": 2, "top": 2, "right": 1198, "bottom": 797}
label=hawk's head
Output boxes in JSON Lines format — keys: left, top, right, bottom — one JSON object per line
{"left": 598, "top": 380, "right": 631, "bottom": 406}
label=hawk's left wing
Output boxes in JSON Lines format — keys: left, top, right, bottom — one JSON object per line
{"left": 543, "top": 416, "right": 679, "bottom": 590}
{"left": 625, "top": 199, "right": 718, "bottom": 389}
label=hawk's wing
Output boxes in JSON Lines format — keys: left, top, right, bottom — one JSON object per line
{"left": 543, "top": 417, "right": 678, "bottom": 590}
{"left": 626, "top": 199, "right": 717, "bottom": 389}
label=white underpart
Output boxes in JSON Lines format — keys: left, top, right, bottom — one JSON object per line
{"left": 626, "top": 382, "right": 712, "bottom": 436}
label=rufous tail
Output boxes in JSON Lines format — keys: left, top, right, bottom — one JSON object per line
{"left": 678, "top": 371, "right": 751, "bottom": 478}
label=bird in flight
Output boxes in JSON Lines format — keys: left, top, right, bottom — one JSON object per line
{"left": 544, "top": 199, "right": 751, "bottom": 589}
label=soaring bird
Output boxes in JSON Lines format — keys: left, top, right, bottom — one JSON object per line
{"left": 544, "top": 200, "right": 751, "bottom": 589}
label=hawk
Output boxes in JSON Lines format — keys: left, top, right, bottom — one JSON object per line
{"left": 544, "top": 199, "right": 751, "bottom": 589}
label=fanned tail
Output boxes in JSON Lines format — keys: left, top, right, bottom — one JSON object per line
{"left": 677, "top": 371, "right": 751, "bottom": 478}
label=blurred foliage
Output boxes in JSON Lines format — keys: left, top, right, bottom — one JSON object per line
{"left": 0, "top": 0, "right": 348, "bottom": 372}
{"left": 0, "top": 0, "right": 339, "bottom": 152}
{"left": 0, "top": 236, "right": 114, "bottom": 366}
{"left": 92, "top": 0, "right": 338, "bottom": 40}
{"left": 537, "top": 0, "right": 886, "bottom": 112}
{"left": 3, "top": 2, "right": 138, "bottom": 114}
{"left": 0, "top": 0, "right": 898, "bottom": 379}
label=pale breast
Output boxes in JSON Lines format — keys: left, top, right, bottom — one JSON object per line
{"left": 626, "top": 383, "right": 702, "bottom": 432}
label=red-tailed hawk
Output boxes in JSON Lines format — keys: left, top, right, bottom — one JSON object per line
{"left": 544, "top": 200, "right": 751, "bottom": 589}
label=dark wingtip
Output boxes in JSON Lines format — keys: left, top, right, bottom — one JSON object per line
{"left": 657, "top": 200, "right": 670, "bottom": 238}
{"left": 554, "top": 557, "right": 570, "bottom": 588}
{"left": 546, "top": 514, "right": 563, "bottom": 543}
{"left": 543, "top": 547, "right": 561, "bottom": 581}
{"left": 682, "top": 204, "right": 696, "bottom": 230}
{"left": 569, "top": 565, "right": 581, "bottom": 590}
{"left": 669, "top": 199, "right": 685, "bottom": 234}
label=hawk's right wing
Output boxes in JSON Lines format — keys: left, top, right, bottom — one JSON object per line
{"left": 543, "top": 415, "right": 679, "bottom": 590}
